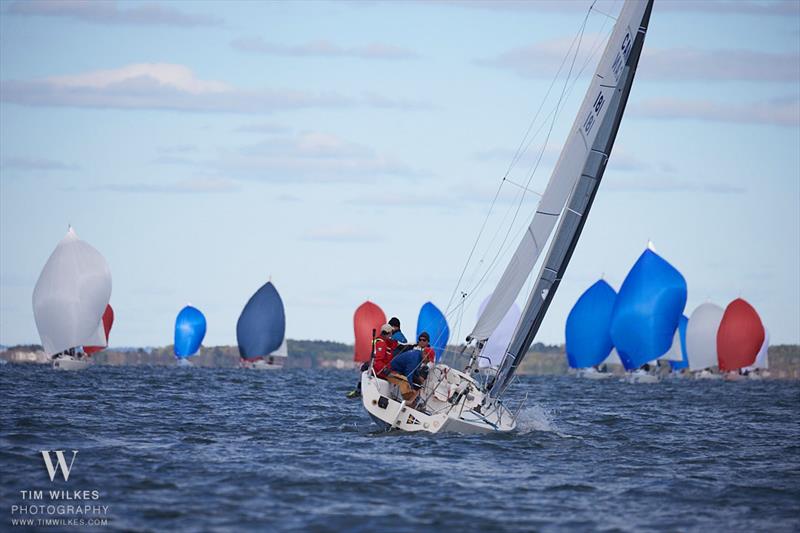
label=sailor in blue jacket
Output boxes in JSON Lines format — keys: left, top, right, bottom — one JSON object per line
{"left": 387, "top": 332, "right": 433, "bottom": 405}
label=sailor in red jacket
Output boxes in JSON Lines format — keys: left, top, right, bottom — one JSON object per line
{"left": 373, "top": 323, "right": 398, "bottom": 378}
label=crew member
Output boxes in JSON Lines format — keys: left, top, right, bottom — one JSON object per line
{"left": 373, "top": 323, "right": 397, "bottom": 378}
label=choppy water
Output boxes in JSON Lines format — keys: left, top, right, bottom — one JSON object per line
{"left": 1, "top": 365, "right": 799, "bottom": 532}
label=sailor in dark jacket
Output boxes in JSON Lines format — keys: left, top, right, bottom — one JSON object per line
{"left": 387, "top": 332, "right": 433, "bottom": 404}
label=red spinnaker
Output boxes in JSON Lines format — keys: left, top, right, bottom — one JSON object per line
{"left": 85, "top": 304, "right": 114, "bottom": 355}
{"left": 717, "top": 298, "right": 764, "bottom": 371}
{"left": 353, "top": 301, "right": 386, "bottom": 362}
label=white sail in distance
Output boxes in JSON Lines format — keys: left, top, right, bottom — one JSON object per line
{"left": 686, "top": 303, "right": 724, "bottom": 371}
{"left": 32, "top": 228, "right": 112, "bottom": 355}
{"left": 471, "top": 0, "right": 651, "bottom": 343}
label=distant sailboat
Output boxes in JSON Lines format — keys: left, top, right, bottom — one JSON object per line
{"left": 32, "top": 227, "right": 112, "bottom": 371}
{"left": 353, "top": 301, "right": 386, "bottom": 364}
{"left": 360, "top": 0, "right": 654, "bottom": 433}
{"left": 174, "top": 305, "right": 206, "bottom": 367}
{"left": 686, "top": 303, "right": 724, "bottom": 378}
{"left": 609, "top": 248, "right": 687, "bottom": 382}
{"left": 565, "top": 279, "right": 616, "bottom": 379}
{"left": 717, "top": 298, "right": 765, "bottom": 375}
{"left": 84, "top": 305, "right": 115, "bottom": 355}
{"left": 416, "top": 302, "right": 449, "bottom": 361}
{"left": 237, "top": 281, "right": 287, "bottom": 370}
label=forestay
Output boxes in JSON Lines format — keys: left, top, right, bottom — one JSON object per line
{"left": 490, "top": 0, "right": 654, "bottom": 397}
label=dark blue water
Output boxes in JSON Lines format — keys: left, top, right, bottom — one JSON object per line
{"left": 1, "top": 365, "right": 799, "bottom": 532}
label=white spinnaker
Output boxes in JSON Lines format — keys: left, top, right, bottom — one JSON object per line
{"left": 470, "top": 0, "right": 649, "bottom": 342}
{"left": 84, "top": 318, "right": 108, "bottom": 348}
{"left": 477, "top": 295, "right": 521, "bottom": 368}
{"left": 270, "top": 338, "right": 288, "bottom": 358}
{"left": 745, "top": 328, "right": 769, "bottom": 371}
{"left": 659, "top": 328, "right": 684, "bottom": 362}
{"left": 686, "top": 303, "right": 724, "bottom": 371}
{"left": 32, "top": 228, "right": 112, "bottom": 355}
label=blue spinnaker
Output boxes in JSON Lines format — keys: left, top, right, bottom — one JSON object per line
{"left": 237, "top": 281, "right": 286, "bottom": 360}
{"left": 416, "top": 302, "right": 449, "bottom": 361}
{"left": 565, "top": 279, "right": 617, "bottom": 369}
{"left": 669, "top": 315, "right": 690, "bottom": 371}
{"left": 174, "top": 305, "right": 206, "bottom": 358}
{"left": 609, "top": 248, "right": 687, "bottom": 370}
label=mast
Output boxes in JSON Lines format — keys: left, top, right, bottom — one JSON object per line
{"left": 491, "top": 0, "right": 654, "bottom": 397}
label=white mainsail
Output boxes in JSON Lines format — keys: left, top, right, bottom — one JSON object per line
{"left": 32, "top": 228, "right": 112, "bottom": 355}
{"left": 686, "top": 303, "right": 724, "bottom": 371}
{"left": 659, "top": 327, "right": 684, "bottom": 362}
{"left": 471, "top": 0, "right": 650, "bottom": 343}
{"left": 270, "top": 338, "right": 288, "bottom": 358}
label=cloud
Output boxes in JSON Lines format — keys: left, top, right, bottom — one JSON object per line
{"left": 235, "top": 122, "right": 290, "bottom": 134}
{"left": 428, "top": 0, "right": 798, "bottom": 16}
{"left": 1, "top": 156, "right": 78, "bottom": 171}
{"left": 0, "top": 63, "right": 428, "bottom": 113}
{"left": 631, "top": 97, "right": 800, "bottom": 127}
{"left": 5, "top": 0, "right": 223, "bottom": 27}
{"left": 641, "top": 48, "right": 800, "bottom": 82}
{"left": 303, "top": 224, "right": 379, "bottom": 242}
{"left": 474, "top": 145, "right": 651, "bottom": 173}
{"left": 92, "top": 177, "right": 239, "bottom": 194}
{"left": 231, "top": 38, "right": 419, "bottom": 60}
{"left": 478, "top": 38, "right": 800, "bottom": 82}
{"left": 218, "top": 132, "right": 415, "bottom": 182}
{"left": 603, "top": 176, "right": 746, "bottom": 194}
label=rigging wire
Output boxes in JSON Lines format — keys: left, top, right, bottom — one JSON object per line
{"left": 445, "top": 7, "right": 595, "bottom": 322}
{"left": 457, "top": 3, "right": 617, "bottom": 326}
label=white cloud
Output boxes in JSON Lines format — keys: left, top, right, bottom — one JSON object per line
{"left": 231, "top": 38, "right": 419, "bottom": 60}
{"left": 216, "top": 131, "right": 415, "bottom": 182}
{"left": 1, "top": 156, "right": 78, "bottom": 171}
{"left": 0, "top": 63, "right": 429, "bottom": 113}
{"left": 428, "top": 0, "right": 798, "bottom": 16}
{"left": 631, "top": 97, "right": 800, "bottom": 127}
{"left": 48, "top": 63, "right": 231, "bottom": 94}
{"left": 93, "top": 177, "right": 239, "bottom": 194}
{"left": 5, "top": 0, "right": 223, "bottom": 27}
{"left": 478, "top": 39, "right": 800, "bottom": 82}
{"left": 603, "top": 176, "right": 746, "bottom": 194}
{"left": 303, "top": 224, "right": 379, "bottom": 242}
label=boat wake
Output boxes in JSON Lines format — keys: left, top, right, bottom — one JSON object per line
{"left": 516, "top": 405, "right": 579, "bottom": 439}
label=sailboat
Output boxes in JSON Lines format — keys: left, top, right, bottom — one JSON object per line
{"left": 237, "top": 281, "right": 287, "bottom": 369}
{"left": 565, "top": 279, "right": 617, "bottom": 380}
{"left": 174, "top": 305, "right": 206, "bottom": 367}
{"left": 360, "top": 0, "right": 654, "bottom": 433}
{"left": 686, "top": 302, "right": 724, "bottom": 379}
{"left": 717, "top": 298, "right": 765, "bottom": 380}
{"left": 32, "top": 227, "right": 112, "bottom": 371}
{"left": 609, "top": 247, "right": 687, "bottom": 383}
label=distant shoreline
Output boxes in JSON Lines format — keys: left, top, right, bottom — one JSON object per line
{"left": 2, "top": 341, "right": 799, "bottom": 379}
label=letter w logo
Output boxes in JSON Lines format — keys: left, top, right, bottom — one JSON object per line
{"left": 41, "top": 450, "right": 78, "bottom": 482}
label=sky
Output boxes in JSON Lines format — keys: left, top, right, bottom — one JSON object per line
{"left": 0, "top": 0, "right": 798, "bottom": 349}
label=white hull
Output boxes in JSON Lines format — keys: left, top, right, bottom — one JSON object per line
{"left": 52, "top": 355, "right": 91, "bottom": 371}
{"left": 576, "top": 369, "right": 613, "bottom": 380}
{"left": 360, "top": 364, "right": 516, "bottom": 434}
{"left": 694, "top": 371, "right": 722, "bottom": 380}
{"left": 242, "top": 357, "right": 285, "bottom": 370}
{"left": 176, "top": 358, "right": 194, "bottom": 368}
